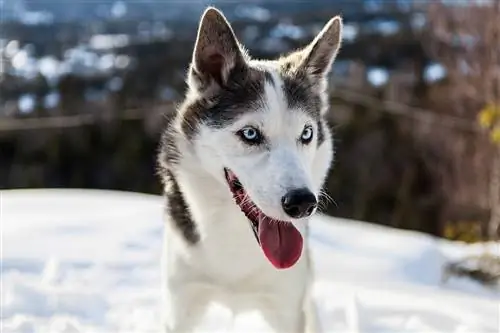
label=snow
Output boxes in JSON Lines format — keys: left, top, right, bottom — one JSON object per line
{"left": 20, "top": 11, "right": 54, "bottom": 26}
{"left": 367, "top": 67, "right": 389, "bottom": 87}
{"left": 89, "top": 35, "right": 130, "bottom": 51}
{"left": 366, "top": 20, "right": 401, "bottom": 37}
{"left": 17, "top": 94, "right": 36, "bottom": 114}
{"left": 234, "top": 5, "right": 271, "bottom": 22}
{"left": 424, "top": 63, "right": 447, "bottom": 83}
{"left": 4, "top": 40, "right": 20, "bottom": 58}
{"left": 270, "top": 23, "right": 306, "bottom": 41}
{"left": 11, "top": 50, "right": 39, "bottom": 80}
{"left": 410, "top": 13, "right": 427, "bottom": 31}
{"left": 38, "top": 57, "right": 62, "bottom": 86}
{"left": 43, "top": 92, "right": 60, "bottom": 109}
{"left": 342, "top": 24, "right": 359, "bottom": 43}
{"left": 111, "top": 1, "right": 127, "bottom": 19}
{"left": 1, "top": 189, "right": 499, "bottom": 333}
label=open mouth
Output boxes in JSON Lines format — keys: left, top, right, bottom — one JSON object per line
{"left": 224, "top": 168, "right": 303, "bottom": 269}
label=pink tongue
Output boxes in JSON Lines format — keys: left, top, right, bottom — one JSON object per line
{"left": 258, "top": 217, "right": 303, "bottom": 269}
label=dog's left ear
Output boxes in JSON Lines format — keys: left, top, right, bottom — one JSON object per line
{"left": 188, "top": 7, "right": 248, "bottom": 93}
{"left": 297, "top": 16, "right": 343, "bottom": 78}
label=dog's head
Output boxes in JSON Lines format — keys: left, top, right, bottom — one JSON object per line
{"left": 163, "top": 7, "right": 342, "bottom": 269}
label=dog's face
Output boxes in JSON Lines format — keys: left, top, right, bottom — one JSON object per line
{"left": 165, "top": 8, "right": 342, "bottom": 269}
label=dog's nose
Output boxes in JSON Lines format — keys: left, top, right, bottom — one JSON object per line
{"left": 281, "top": 188, "right": 317, "bottom": 219}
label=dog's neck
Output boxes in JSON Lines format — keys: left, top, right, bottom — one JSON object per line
{"left": 171, "top": 154, "right": 253, "bottom": 237}
{"left": 177, "top": 163, "right": 232, "bottom": 217}
{"left": 167, "top": 160, "right": 276, "bottom": 281}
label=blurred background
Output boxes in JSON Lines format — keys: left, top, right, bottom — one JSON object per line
{"left": 1, "top": 0, "right": 499, "bottom": 246}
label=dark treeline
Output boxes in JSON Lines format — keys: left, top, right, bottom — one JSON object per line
{"left": 1, "top": 9, "right": 490, "bottom": 240}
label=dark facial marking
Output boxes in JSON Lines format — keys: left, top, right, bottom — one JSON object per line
{"left": 317, "top": 119, "right": 325, "bottom": 146}
{"left": 163, "top": 170, "right": 199, "bottom": 245}
{"left": 281, "top": 71, "right": 322, "bottom": 119}
{"left": 263, "top": 70, "right": 276, "bottom": 88}
{"left": 180, "top": 67, "right": 268, "bottom": 139}
{"left": 156, "top": 108, "right": 198, "bottom": 244}
{"left": 158, "top": 111, "right": 181, "bottom": 167}
{"left": 282, "top": 62, "right": 293, "bottom": 72}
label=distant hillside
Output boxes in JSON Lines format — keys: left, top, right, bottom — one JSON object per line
{"left": 4, "top": 0, "right": 410, "bottom": 23}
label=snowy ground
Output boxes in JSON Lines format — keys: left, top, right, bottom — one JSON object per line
{"left": 1, "top": 189, "right": 499, "bottom": 333}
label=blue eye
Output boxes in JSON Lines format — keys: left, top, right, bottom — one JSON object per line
{"left": 301, "top": 126, "right": 313, "bottom": 144}
{"left": 243, "top": 128, "right": 257, "bottom": 140}
{"left": 237, "top": 126, "right": 263, "bottom": 145}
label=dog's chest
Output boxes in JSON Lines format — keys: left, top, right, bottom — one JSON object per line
{"left": 164, "top": 198, "right": 310, "bottom": 321}
{"left": 195, "top": 209, "right": 274, "bottom": 282}
{"left": 171, "top": 170, "right": 308, "bottom": 284}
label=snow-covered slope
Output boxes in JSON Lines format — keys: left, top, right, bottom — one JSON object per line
{"left": 1, "top": 189, "right": 499, "bottom": 333}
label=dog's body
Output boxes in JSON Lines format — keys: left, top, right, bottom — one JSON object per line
{"left": 157, "top": 8, "right": 342, "bottom": 333}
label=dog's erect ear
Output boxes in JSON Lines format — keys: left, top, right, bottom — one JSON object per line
{"left": 297, "top": 16, "right": 343, "bottom": 78}
{"left": 188, "top": 7, "right": 247, "bottom": 92}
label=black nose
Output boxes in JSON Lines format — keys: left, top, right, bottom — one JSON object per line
{"left": 281, "top": 188, "right": 317, "bottom": 219}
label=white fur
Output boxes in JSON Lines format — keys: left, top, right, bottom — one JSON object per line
{"left": 161, "top": 9, "right": 339, "bottom": 333}
{"left": 162, "top": 74, "right": 333, "bottom": 332}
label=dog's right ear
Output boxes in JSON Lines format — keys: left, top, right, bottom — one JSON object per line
{"left": 188, "top": 7, "right": 247, "bottom": 93}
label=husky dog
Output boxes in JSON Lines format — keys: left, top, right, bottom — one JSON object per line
{"left": 157, "top": 7, "right": 342, "bottom": 333}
